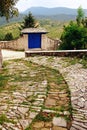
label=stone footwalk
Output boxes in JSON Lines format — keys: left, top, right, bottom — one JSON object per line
{"left": 28, "top": 56, "right": 87, "bottom": 130}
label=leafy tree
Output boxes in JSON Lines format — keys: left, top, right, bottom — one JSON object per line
{"left": 59, "top": 22, "right": 87, "bottom": 50}
{"left": 0, "top": 0, "right": 19, "bottom": 21}
{"left": 22, "top": 12, "right": 37, "bottom": 28}
{"left": 82, "top": 17, "right": 87, "bottom": 27}
{"left": 76, "top": 6, "right": 85, "bottom": 26}
{"left": 59, "top": 6, "right": 87, "bottom": 50}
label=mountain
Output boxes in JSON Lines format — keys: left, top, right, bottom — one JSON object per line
{"left": 23, "top": 7, "right": 87, "bottom": 16}
{"left": 35, "top": 14, "right": 76, "bottom": 21}
{"left": 0, "top": 7, "right": 87, "bottom": 26}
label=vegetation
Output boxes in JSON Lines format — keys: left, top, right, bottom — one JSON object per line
{"left": 0, "top": 19, "right": 67, "bottom": 40}
{"left": 76, "top": 6, "right": 85, "bottom": 26}
{"left": 59, "top": 7, "right": 87, "bottom": 50}
{"left": 0, "top": 0, "right": 19, "bottom": 21}
{"left": 21, "top": 12, "right": 38, "bottom": 29}
{"left": 5, "top": 33, "right": 13, "bottom": 41}
{"left": 35, "top": 112, "right": 54, "bottom": 122}
{"left": 0, "top": 62, "right": 9, "bottom": 91}
{"left": 62, "top": 56, "right": 87, "bottom": 68}
{"left": 39, "top": 19, "right": 68, "bottom": 39}
{"left": 0, "top": 14, "right": 24, "bottom": 26}
{"left": 59, "top": 22, "right": 87, "bottom": 49}
{"left": 0, "top": 114, "right": 15, "bottom": 125}
{"left": 0, "top": 22, "right": 21, "bottom": 40}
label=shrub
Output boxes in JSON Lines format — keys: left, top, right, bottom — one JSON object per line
{"left": 59, "top": 22, "right": 87, "bottom": 50}
{"left": 5, "top": 33, "right": 13, "bottom": 41}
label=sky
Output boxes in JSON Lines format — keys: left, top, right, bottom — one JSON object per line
{"left": 16, "top": 0, "right": 87, "bottom": 12}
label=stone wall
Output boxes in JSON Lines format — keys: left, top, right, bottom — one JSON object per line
{"left": 0, "top": 35, "right": 60, "bottom": 51}
{"left": 0, "top": 35, "right": 27, "bottom": 51}
{"left": 25, "top": 50, "right": 87, "bottom": 58}
{"left": 41, "top": 34, "right": 60, "bottom": 50}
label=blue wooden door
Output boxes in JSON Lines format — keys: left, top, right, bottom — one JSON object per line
{"left": 28, "top": 33, "right": 41, "bottom": 48}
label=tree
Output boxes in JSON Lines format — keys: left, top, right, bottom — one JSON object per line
{"left": 59, "top": 6, "right": 87, "bottom": 50}
{"left": 76, "top": 6, "right": 85, "bottom": 26}
{"left": 59, "top": 22, "right": 87, "bottom": 50}
{"left": 22, "top": 12, "right": 38, "bottom": 28}
{"left": 0, "top": 0, "right": 19, "bottom": 21}
{"left": 82, "top": 17, "right": 87, "bottom": 27}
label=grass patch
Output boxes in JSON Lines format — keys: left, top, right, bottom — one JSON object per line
{"left": 62, "top": 57, "right": 79, "bottom": 67}
{"left": 0, "top": 22, "right": 21, "bottom": 40}
{"left": 79, "top": 56, "right": 87, "bottom": 68}
{"left": 40, "top": 20, "right": 69, "bottom": 39}
{"left": 35, "top": 112, "right": 54, "bottom": 122}
{"left": 0, "top": 114, "right": 16, "bottom": 125}
{"left": 62, "top": 57, "right": 87, "bottom": 68}
{"left": 0, "top": 68, "right": 9, "bottom": 92}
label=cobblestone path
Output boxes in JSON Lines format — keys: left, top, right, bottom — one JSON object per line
{"left": 28, "top": 56, "right": 87, "bottom": 130}
{"left": 1, "top": 53, "right": 87, "bottom": 130}
{"left": 0, "top": 58, "right": 71, "bottom": 130}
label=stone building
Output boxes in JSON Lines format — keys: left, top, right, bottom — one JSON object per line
{"left": 0, "top": 28, "right": 61, "bottom": 51}
{"left": 21, "top": 28, "right": 60, "bottom": 51}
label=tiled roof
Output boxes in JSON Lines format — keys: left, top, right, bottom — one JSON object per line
{"left": 21, "top": 28, "right": 48, "bottom": 33}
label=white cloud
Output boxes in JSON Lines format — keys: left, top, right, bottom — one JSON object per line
{"left": 16, "top": 0, "right": 87, "bottom": 12}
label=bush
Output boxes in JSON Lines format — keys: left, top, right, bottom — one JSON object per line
{"left": 5, "top": 33, "right": 13, "bottom": 41}
{"left": 59, "top": 22, "right": 87, "bottom": 50}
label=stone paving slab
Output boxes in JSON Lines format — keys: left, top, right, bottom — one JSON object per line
{"left": 2, "top": 50, "right": 87, "bottom": 130}
{"left": 27, "top": 56, "right": 87, "bottom": 130}
{"left": 0, "top": 58, "right": 71, "bottom": 130}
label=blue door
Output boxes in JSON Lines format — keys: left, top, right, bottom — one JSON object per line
{"left": 28, "top": 33, "right": 41, "bottom": 48}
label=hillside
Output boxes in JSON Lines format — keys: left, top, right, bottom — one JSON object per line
{"left": 1, "top": 7, "right": 85, "bottom": 40}
{"left": 0, "top": 23, "right": 21, "bottom": 40}
{"left": 0, "top": 14, "right": 24, "bottom": 26}
{"left": 0, "top": 7, "right": 85, "bottom": 26}
{"left": 1, "top": 7, "right": 86, "bottom": 26}
{"left": 36, "top": 14, "right": 76, "bottom": 21}
{"left": 0, "top": 13, "right": 75, "bottom": 26}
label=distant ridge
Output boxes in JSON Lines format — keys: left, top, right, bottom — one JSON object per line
{"left": 23, "top": 7, "right": 87, "bottom": 16}
{"left": 0, "top": 7, "right": 87, "bottom": 26}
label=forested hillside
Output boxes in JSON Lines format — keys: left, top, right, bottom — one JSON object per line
{"left": 0, "top": 19, "right": 69, "bottom": 40}
{"left": 0, "top": 7, "right": 81, "bottom": 40}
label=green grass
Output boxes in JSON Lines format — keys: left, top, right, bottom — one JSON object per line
{"left": 0, "top": 68, "right": 9, "bottom": 92}
{"left": 0, "top": 22, "right": 21, "bottom": 40}
{"left": 35, "top": 112, "right": 54, "bottom": 122}
{"left": 47, "top": 26, "right": 63, "bottom": 39}
{"left": 0, "top": 19, "right": 68, "bottom": 41}
{"left": 0, "top": 114, "right": 16, "bottom": 125}
{"left": 62, "top": 57, "right": 87, "bottom": 68}
{"left": 79, "top": 56, "right": 87, "bottom": 68}
{"left": 40, "top": 20, "right": 69, "bottom": 39}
